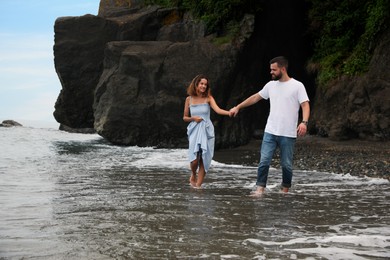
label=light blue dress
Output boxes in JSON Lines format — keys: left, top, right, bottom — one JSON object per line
{"left": 187, "top": 98, "right": 215, "bottom": 173}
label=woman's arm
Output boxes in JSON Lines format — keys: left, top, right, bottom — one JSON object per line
{"left": 183, "top": 96, "right": 203, "bottom": 123}
{"left": 209, "top": 96, "right": 230, "bottom": 116}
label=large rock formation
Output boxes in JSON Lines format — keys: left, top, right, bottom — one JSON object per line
{"left": 312, "top": 26, "right": 390, "bottom": 140}
{"left": 53, "top": 0, "right": 389, "bottom": 146}
{"left": 53, "top": 2, "right": 254, "bottom": 147}
{"left": 93, "top": 39, "right": 238, "bottom": 147}
{"left": 53, "top": 15, "right": 118, "bottom": 130}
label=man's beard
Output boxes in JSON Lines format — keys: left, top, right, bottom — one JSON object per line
{"left": 272, "top": 73, "right": 282, "bottom": 81}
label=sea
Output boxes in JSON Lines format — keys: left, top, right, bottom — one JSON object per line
{"left": 0, "top": 122, "right": 389, "bottom": 259}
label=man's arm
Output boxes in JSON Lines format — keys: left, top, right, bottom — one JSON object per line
{"left": 301, "top": 101, "right": 310, "bottom": 122}
{"left": 297, "top": 101, "right": 310, "bottom": 136}
{"left": 230, "top": 93, "right": 262, "bottom": 117}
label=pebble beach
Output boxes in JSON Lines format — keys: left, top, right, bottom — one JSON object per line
{"left": 214, "top": 135, "right": 390, "bottom": 180}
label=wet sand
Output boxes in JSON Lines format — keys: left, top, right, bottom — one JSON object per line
{"left": 214, "top": 135, "right": 390, "bottom": 180}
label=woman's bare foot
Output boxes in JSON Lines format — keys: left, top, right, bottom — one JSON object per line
{"left": 191, "top": 184, "right": 202, "bottom": 189}
{"left": 189, "top": 174, "right": 197, "bottom": 187}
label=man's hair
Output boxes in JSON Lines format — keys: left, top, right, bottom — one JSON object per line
{"left": 270, "top": 56, "right": 289, "bottom": 70}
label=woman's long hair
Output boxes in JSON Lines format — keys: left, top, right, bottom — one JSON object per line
{"left": 186, "top": 74, "right": 211, "bottom": 97}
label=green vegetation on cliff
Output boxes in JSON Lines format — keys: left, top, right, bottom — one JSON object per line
{"left": 308, "top": 0, "right": 389, "bottom": 86}
{"left": 146, "top": 0, "right": 389, "bottom": 86}
{"left": 145, "top": 0, "right": 262, "bottom": 35}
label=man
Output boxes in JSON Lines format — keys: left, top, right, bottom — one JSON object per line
{"left": 230, "top": 56, "right": 310, "bottom": 195}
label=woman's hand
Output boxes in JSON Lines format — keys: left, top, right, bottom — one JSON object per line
{"left": 193, "top": 116, "right": 203, "bottom": 123}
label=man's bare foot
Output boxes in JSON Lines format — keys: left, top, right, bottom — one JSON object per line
{"left": 249, "top": 186, "right": 265, "bottom": 196}
{"left": 281, "top": 186, "right": 289, "bottom": 193}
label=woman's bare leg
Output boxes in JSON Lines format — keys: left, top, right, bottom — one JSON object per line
{"left": 196, "top": 160, "right": 206, "bottom": 188}
{"left": 189, "top": 159, "right": 198, "bottom": 186}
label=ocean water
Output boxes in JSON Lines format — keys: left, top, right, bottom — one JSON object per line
{"left": 0, "top": 126, "right": 389, "bottom": 259}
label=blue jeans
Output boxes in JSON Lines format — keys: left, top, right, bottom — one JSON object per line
{"left": 256, "top": 132, "right": 296, "bottom": 188}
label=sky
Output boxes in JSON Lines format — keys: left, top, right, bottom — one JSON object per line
{"left": 0, "top": 0, "right": 100, "bottom": 127}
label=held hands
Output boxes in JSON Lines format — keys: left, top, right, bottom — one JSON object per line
{"left": 229, "top": 106, "right": 239, "bottom": 117}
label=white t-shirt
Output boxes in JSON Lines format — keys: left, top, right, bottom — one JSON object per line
{"left": 259, "top": 78, "right": 309, "bottom": 138}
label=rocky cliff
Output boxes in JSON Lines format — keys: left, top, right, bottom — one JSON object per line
{"left": 53, "top": 0, "right": 389, "bottom": 146}
{"left": 311, "top": 25, "right": 390, "bottom": 140}
{"left": 53, "top": 1, "right": 253, "bottom": 147}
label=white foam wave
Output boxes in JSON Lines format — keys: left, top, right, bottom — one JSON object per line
{"left": 127, "top": 148, "right": 258, "bottom": 171}
{"left": 212, "top": 160, "right": 257, "bottom": 169}
{"left": 128, "top": 148, "right": 188, "bottom": 170}
{"left": 245, "top": 233, "right": 390, "bottom": 259}
{"left": 291, "top": 246, "right": 389, "bottom": 260}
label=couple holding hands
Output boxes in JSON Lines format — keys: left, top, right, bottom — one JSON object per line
{"left": 183, "top": 56, "right": 310, "bottom": 195}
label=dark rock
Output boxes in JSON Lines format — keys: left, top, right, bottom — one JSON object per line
{"left": 53, "top": 5, "right": 195, "bottom": 135}
{"left": 53, "top": 0, "right": 389, "bottom": 148}
{"left": 53, "top": 14, "right": 119, "bottom": 129}
{"left": 93, "top": 39, "right": 239, "bottom": 147}
{"left": 98, "top": 0, "right": 143, "bottom": 18}
{"left": 53, "top": 2, "right": 252, "bottom": 146}
{"left": 253, "top": 129, "right": 264, "bottom": 140}
{"left": 106, "top": 6, "right": 169, "bottom": 41}
{"left": 59, "top": 124, "right": 96, "bottom": 134}
{"left": 311, "top": 26, "right": 390, "bottom": 141}
{"left": 0, "top": 120, "right": 23, "bottom": 127}
{"left": 157, "top": 20, "right": 205, "bottom": 42}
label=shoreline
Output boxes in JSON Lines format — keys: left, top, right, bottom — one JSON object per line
{"left": 214, "top": 135, "right": 389, "bottom": 180}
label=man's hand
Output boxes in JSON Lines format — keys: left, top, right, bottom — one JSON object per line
{"left": 297, "top": 123, "right": 307, "bottom": 137}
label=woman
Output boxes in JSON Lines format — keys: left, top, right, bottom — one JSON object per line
{"left": 183, "top": 75, "right": 230, "bottom": 188}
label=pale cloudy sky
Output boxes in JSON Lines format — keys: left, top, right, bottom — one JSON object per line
{"left": 0, "top": 0, "right": 100, "bottom": 127}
